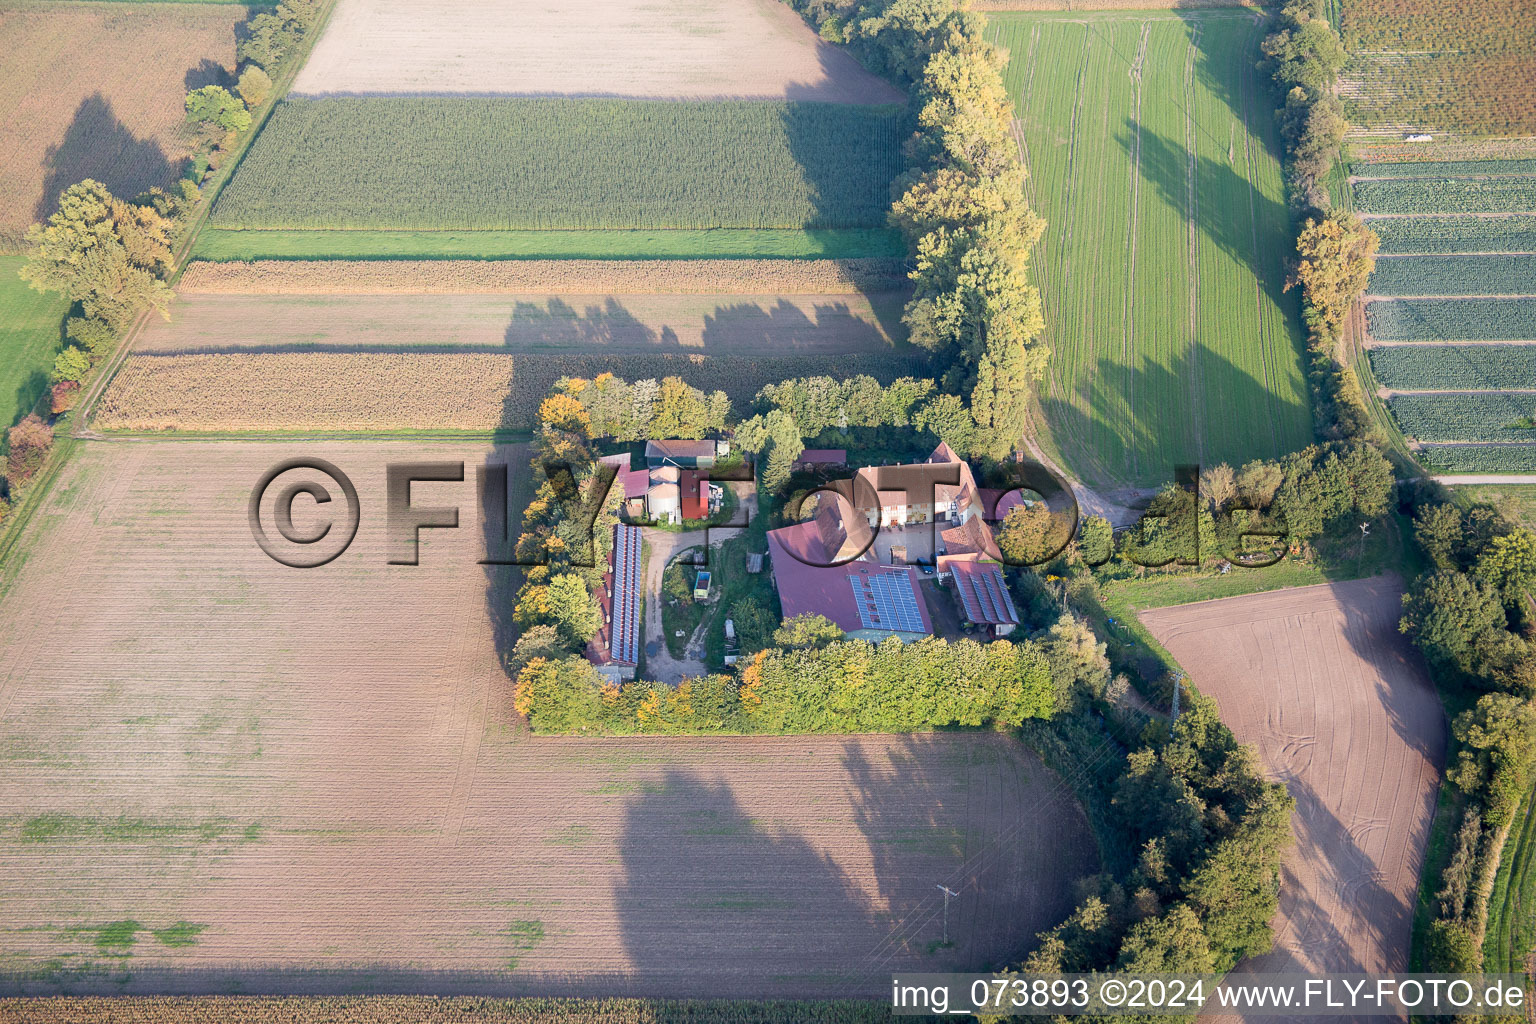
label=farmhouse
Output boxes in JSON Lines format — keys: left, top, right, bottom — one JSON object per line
{"left": 852, "top": 442, "right": 985, "bottom": 527}
{"left": 601, "top": 452, "right": 723, "bottom": 524}
{"left": 793, "top": 448, "right": 847, "bottom": 472}
{"left": 588, "top": 523, "right": 643, "bottom": 682}
{"left": 767, "top": 499, "right": 932, "bottom": 642}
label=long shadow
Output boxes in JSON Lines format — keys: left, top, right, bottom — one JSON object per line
{"left": 480, "top": 443, "right": 537, "bottom": 679}
{"left": 614, "top": 768, "right": 881, "bottom": 995}
{"left": 700, "top": 299, "right": 890, "bottom": 351}
{"left": 1040, "top": 335, "right": 1310, "bottom": 489}
{"left": 840, "top": 734, "right": 1101, "bottom": 973}
{"left": 35, "top": 94, "right": 179, "bottom": 225}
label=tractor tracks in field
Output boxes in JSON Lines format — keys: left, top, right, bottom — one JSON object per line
{"left": 1123, "top": 21, "right": 1150, "bottom": 482}
{"left": 1183, "top": 23, "right": 1205, "bottom": 465}
{"left": 1238, "top": 13, "right": 1283, "bottom": 457}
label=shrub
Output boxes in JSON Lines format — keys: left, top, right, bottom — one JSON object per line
{"left": 5, "top": 414, "right": 54, "bottom": 483}
{"left": 51, "top": 346, "right": 90, "bottom": 384}
{"left": 50, "top": 381, "right": 81, "bottom": 415}
{"left": 237, "top": 66, "right": 272, "bottom": 108}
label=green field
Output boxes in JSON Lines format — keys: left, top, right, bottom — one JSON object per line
{"left": 0, "top": 256, "right": 69, "bottom": 429}
{"left": 1485, "top": 788, "right": 1536, "bottom": 973}
{"left": 1389, "top": 392, "right": 1536, "bottom": 443}
{"left": 992, "top": 11, "right": 1311, "bottom": 488}
{"left": 1353, "top": 177, "right": 1536, "bottom": 214}
{"left": 1419, "top": 445, "right": 1536, "bottom": 473}
{"left": 1367, "top": 299, "right": 1536, "bottom": 340}
{"left": 212, "top": 98, "right": 905, "bottom": 231}
{"left": 1370, "top": 215, "right": 1536, "bottom": 255}
{"left": 190, "top": 227, "right": 906, "bottom": 261}
{"left": 1454, "top": 484, "right": 1536, "bottom": 529}
{"left": 1370, "top": 255, "right": 1536, "bottom": 297}
{"left": 1370, "top": 345, "right": 1536, "bottom": 391}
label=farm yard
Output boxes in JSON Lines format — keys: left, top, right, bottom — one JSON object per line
{"left": 992, "top": 11, "right": 1311, "bottom": 489}
{"left": 0, "top": 441, "right": 1095, "bottom": 995}
{"left": 1339, "top": 0, "right": 1536, "bottom": 137}
{"left": 1141, "top": 578, "right": 1445, "bottom": 978}
{"left": 210, "top": 98, "right": 903, "bottom": 231}
{"left": 0, "top": 1, "right": 247, "bottom": 246}
{"left": 1353, "top": 160, "right": 1536, "bottom": 472}
{"left": 290, "top": 0, "right": 903, "bottom": 103}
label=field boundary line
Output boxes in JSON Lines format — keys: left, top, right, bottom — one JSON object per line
{"left": 1122, "top": 21, "right": 1149, "bottom": 481}
{"left": 1182, "top": 22, "right": 1204, "bottom": 463}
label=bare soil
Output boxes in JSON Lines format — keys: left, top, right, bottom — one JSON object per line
{"left": 1142, "top": 578, "right": 1445, "bottom": 1018}
{"left": 133, "top": 291, "right": 910, "bottom": 354}
{"left": 0, "top": 441, "right": 1095, "bottom": 997}
{"left": 0, "top": 3, "right": 245, "bottom": 246}
{"left": 290, "top": 0, "right": 903, "bottom": 104}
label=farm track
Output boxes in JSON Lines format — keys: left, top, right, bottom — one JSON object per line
{"left": 0, "top": 441, "right": 1097, "bottom": 995}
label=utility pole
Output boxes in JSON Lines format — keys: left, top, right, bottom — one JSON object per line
{"left": 1358, "top": 521, "right": 1371, "bottom": 572}
{"left": 936, "top": 885, "right": 960, "bottom": 945}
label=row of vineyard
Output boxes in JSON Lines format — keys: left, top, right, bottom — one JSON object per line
{"left": 1367, "top": 299, "right": 1536, "bottom": 341}
{"left": 1371, "top": 345, "right": 1536, "bottom": 391}
{"left": 1356, "top": 161, "right": 1536, "bottom": 470}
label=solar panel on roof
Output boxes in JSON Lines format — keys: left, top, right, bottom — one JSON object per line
{"left": 848, "top": 571, "right": 925, "bottom": 633}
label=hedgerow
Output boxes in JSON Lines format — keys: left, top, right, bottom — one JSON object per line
{"left": 1370, "top": 345, "right": 1536, "bottom": 391}
{"left": 1367, "top": 299, "right": 1536, "bottom": 341}
{"left": 213, "top": 98, "right": 905, "bottom": 230}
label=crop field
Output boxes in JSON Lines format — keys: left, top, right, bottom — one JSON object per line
{"left": 0, "top": 441, "right": 1095, "bottom": 995}
{"left": 1339, "top": 0, "right": 1536, "bottom": 136}
{"left": 1387, "top": 392, "right": 1536, "bottom": 443}
{"left": 0, "top": 255, "right": 69, "bottom": 428}
{"left": 1367, "top": 256, "right": 1536, "bottom": 297}
{"left": 189, "top": 228, "right": 908, "bottom": 262}
{"left": 96, "top": 351, "right": 927, "bottom": 434}
{"left": 132, "top": 291, "right": 909, "bottom": 352}
{"left": 1352, "top": 178, "right": 1536, "bottom": 216}
{"left": 291, "top": 0, "right": 903, "bottom": 104}
{"left": 0, "top": 2, "right": 246, "bottom": 246}
{"left": 1453, "top": 484, "right": 1536, "bottom": 531}
{"left": 1366, "top": 299, "right": 1536, "bottom": 341}
{"left": 1369, "top": 216, "right": 1536, "bottom": 256}
{"left": 211, "top": 98, "right": 904, "bottom": 231}
{"left": 993, "top": 11, "right": 1310, "bottom": 488}
{"left": 177, "top": 259, "right": 911, "bottom": 296}
{"left": 1142, "top": 578, "right": 1445, "bottom": 978}
{"left": 1353, "top": 160, "right": 1536, "bottom": 178}
{"left": 1370, "top": 345, "right": 1536, "bottom": 391}
{"left": 1419, "top": 445, "right": 1536, "bottom": 474}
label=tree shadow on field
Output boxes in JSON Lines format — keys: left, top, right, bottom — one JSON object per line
{"left": 1040, "top": 341, "right": 1309, "bottom": 490}
{"left": 12, "top": 369, "right": 49, "bottom": 430}
{"left": 35, "top": 94, "right": 178, "bottom": 225}
{"left": 838, "top": 734, "right": 1100, "bottom": 974}
{"left": 183, "top": 58, "right": 233, "bottom": 92}
{"left": 480, "top": 443, "right": 536, "bottom": 686}
{"left": 700, "top": 299, "right": 892, "bottom": 352}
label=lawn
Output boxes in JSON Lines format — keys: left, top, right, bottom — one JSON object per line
{"left": 190, "top": 227, "right": 907, "bottom": 261}
{"left": 212, "top": 98, "right": 904, "bottom": 231}
{"left": 1484, "top": 783, "right": 1536, "bottom": 973}
{"left": 1454, "top": 484, "right": 1536, "bottom": 531}
{"left": 0, "top": 255, "right": 68, "bottom": 428}
{"left": 991, "top": 11, "right": 1311, "bottom": 488}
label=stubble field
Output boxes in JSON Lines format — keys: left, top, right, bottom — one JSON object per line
{"left": 290, "top": 0, "right": 903, "bottom": 103}
{"left": 0, "top": 2, "right": 246, "bottom": 246}
{"left": 0, "top": 441, "right": 1096, "bottom": 996}
{"left": 1142, "top": 578, "right": 1445, "bottom": 982}
{"left": 992, "top": 11, "right": 1311, "bottom": 488}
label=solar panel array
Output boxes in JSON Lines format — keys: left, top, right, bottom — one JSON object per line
{"left": 848, "top": 570, "right": 926, "bottom": 634}
{"left": 955, "top": 563, "right": 1019, "bottom": 625}
{"left": 610, "top": 524, "right": 643, "bottom": 665}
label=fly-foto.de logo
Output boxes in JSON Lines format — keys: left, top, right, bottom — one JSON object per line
{"left": 248, "top": 450, "right": 1290, "bottom": 570}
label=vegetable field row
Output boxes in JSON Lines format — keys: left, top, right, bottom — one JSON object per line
{"left": 1419, "top": 445, "right": 1536, "bottom": 474}
{"left": 1353, "top": 159, "right": 1536, "bottom": 179}
{"left": 1341, "top": 0, "right": 1536, "bottom": 53}
{"left": 1369, "top": 255, "right": 1536, "bottom": 297}
{"left": 1371, "top": 216, "right": 1536, "bottom": 255}
{"left": 212, "top": 97, "right": 905, "bottom": 230}
{"left": 1370, "top": 345, "right": 1536, "bottom": 391}
{"left": 1353, "top": 176, "right": 1536, "bottom": 215}
{"left": 1388, "top": 392, "right": 1536, "bottom": 443}
{"left": 1367, "top": 299, "right": 1536, "bottom": 341}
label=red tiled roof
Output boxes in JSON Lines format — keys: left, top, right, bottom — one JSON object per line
{"left": 680, "top": 469, "right": 709, "bottom": 520}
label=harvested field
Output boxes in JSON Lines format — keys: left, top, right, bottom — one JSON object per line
{"left": 0, "top": 441, "right": 1096, "bottom": 995}
{"left": 96, "top": 350, "right": 927, "bottom": 433}
{"left": 134, "top": 292, "right": 908, "bottom": 351}
{"left": 289, "top": 0, "right": 902, "bottom": 103}
{"left": 178, "top": 259, "right": 911, "bottom": 295}
{"left": 0, "top": 2, "right": 245, "bottom": 246}
{"left": 1141, "top": 578, "right": 1444, "bottom": 984}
